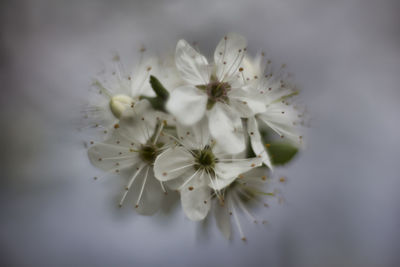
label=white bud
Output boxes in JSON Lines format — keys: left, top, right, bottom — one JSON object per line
{"left": 109, "top": 94, "right": 134, "bottom": 119}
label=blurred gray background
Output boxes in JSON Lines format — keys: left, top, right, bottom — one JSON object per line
{"left": 1, "top": 0, "right": 399, "bottom": 266}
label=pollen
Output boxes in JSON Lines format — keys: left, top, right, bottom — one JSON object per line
{"left": 188, "top": 186, "right": 194, "bottom": 191}
{"left": 261, "top": 176, "right": 267, "bottom": 181}
{"left": 251, "top": 163, "right": 256, "bottom": 167}
{"left": 239, "top": 67, "right": 244, "bottom": 72}
{"left": 163, "top": 172, "right": 167, "bottom": 176}
{"left": 279, "top": 177, "right": 286, "bottom": 183}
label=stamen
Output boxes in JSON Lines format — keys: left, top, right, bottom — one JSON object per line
{"left": 136, "top": 166, "right": 150, "bottom": 208}
{"left": 229, "top": 195, "right": 246, "bottom": 241}
{"left": 119, "top": 164, "right": 146, "bottom": 207}
{"left": 179, "top": 169, "right": 200, "bottom": 191}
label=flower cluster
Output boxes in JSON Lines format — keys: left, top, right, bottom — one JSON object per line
{"left": 83, "top": 33, "right": 305, "bottom": 240}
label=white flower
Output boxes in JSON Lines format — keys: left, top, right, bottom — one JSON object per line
{"left": 213, "top": 167, "right": 279, "bottom": 241}
{"left": 153, "top": 119, "right": 262, "bottom": 221}
{"left": 87, "top": 100, "right": 173, "bottom": 215}
{"left": 238, "top": 54, "right": 305, "bottom": 169}
{"left": 82, "top": 53, "right": 178, "bottom": 139}
{"left": 166, "top": 33, "right": 266, "bottom": 154}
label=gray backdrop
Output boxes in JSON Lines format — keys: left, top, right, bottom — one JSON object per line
{"left": 1, "top": 0, "right": 399, "bottom": 266}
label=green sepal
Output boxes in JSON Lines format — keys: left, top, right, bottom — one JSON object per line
{"left": 149, "top": 75, "right": 169, "bottom": 100}
{"left": 141, "top": 75, "right": 170, "bottom": 112}
{"left": 267, "top": 142, "right": 298, "bottom": 165}
{"left": 140, "top": 96, "right": 166, "bottom": 112}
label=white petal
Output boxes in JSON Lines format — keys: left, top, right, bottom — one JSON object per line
{"left": 130, "top": 168, "right": 164, "bottom": 215}
{"left": 214, "top": 33, "right": 247, "bottom": 81}
{"left": 247, "top": 117, "right": 273, "bottom": 169}
{"left": 88, "top": 141, "right": 140, "bottom": 172}
{"left": 208, "top": 176, "right": 236, "bottom": 191}
{"left": 257, "top": 102, "right": 302, "bottom": 145}
{"left": 131, "top": 57, "right": 159, "bottom": 97}
{"left": 154, "top": 147, "right": 195, "bottom": 182}
{"left": 118, "top": 99, "right": 157, "bottom": 144}
{"left": 176, "top": 117, "right": 210, "bottom": 150}
{"left": 166, "top": 85, "right": 208, "bottom": 125}
{"left": 208, "top": 102, "right": 245, "bottom": 154}
{"left": 175, "top": 39, "right": 210, "bottom": 85}
{"left": 214, "top": 199, "right": 231, "bottom": 239}
{"left": 181, "top": 172, "right": 211, "bottom": 221}
{"left": 214, "top": 157, "right": 262, "bottom": 180}
{"left": 229, "top": 87, "right": 267, "bottom": 117}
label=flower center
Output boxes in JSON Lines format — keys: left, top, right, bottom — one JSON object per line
{"left": 109, "top": 94, "right": 134, "bottom": 119}
{"left": 139, "top": 144, "right": 158, "bottom": 164}
{"left": 194, "top": 145, "right": 217, "bottom": 173}
{"left": 205, "top": 81, "right": 230, "bottom": 109}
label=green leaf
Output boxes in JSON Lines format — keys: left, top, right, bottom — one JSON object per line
{"left": 149, "top": 75, "right": 169, "bottom": 100}
{"left": 267, "top": 142, "right": 298, "bottom": 165}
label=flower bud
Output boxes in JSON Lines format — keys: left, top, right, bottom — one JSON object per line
{"left": 109, "top": 94, "right": 134, "bottom": 118}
